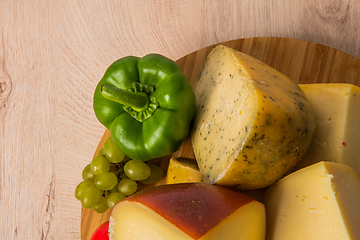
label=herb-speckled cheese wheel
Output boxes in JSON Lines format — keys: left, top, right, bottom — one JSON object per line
{"left": 191, "top": 45, "right": 316, "bottom": 189}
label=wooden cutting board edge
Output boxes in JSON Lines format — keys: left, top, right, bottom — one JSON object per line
{"left": 80, "top": 37, "right": 360, "bottom": 239}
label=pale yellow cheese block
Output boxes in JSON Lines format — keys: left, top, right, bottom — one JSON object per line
{"left": 297, "top": 83, "right": 360, "bottom": 176}
{"left": 263, "top": 161, "right": 360, "bottom": 240}
{"left": 166, "top": 157, "right": 202, "bottom": 184}
{"left": 109, "top": 183, "right": 266, "bottom": 240}
{"left": 191, "top": 45, "right": 316, "bottom": 189}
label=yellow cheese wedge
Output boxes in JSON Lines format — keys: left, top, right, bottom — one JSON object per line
{"left": 109, "top": 183, "right": 266, "bottom": 240}
{"left": 166, "top": 157, "right": 266, "bottom": 202}
{"left": 191, "top": 45, "right": 316, "bottom": 189}
{"left": 263, "top": 161, "right": 360, "bottom": 240}
{"left": 166, "top": 157, "right": 202, "bottom": 184}
{"left": 297, "top": 83, "right": 360, "bottom": 176}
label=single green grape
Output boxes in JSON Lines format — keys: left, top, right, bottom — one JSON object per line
{"left": 124, "top": 160, "right": 151, "bottom": 181}
{"left": 109, "top": 183, "right": 119, "bottom": 193}
{"left": 115, "top": 166, "right": 124, "bottom": 175}
{"left": 118, "top": 179, "right": 138, "bottom": 196}
{"left": 107, "top": 192, "right": 126, "bottom": 209}
{"left": 82, "top": 164, "right": 96, "bottom": 181}
{"left": 97, "top": 148, "right": 104, "bottom": 156}
{"left": 93, "top": 196, "right": 108, "bottom": 213}
{"left": 90, "top": 155, "right": 110, "bottom": 175}
{"left": 81, "top": 185, "right": 103, "bottom": 209}
{"left": 75, "top": 180, "right": 94, "bottom": 200}
{"left": 103, "top": 137, "right": 125, "bottom": 163}
{"left": 119, "top": 172, "right": 129, "bottom": 180}
{"left": 140, "top": 163, "right": 163, "bottom": 185}
{"left": 94, "top": 172, "right": 119, "bottom": 190}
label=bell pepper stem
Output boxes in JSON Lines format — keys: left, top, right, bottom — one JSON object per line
{"left": 100, "top": 84, "right": 149, "bottom": 112}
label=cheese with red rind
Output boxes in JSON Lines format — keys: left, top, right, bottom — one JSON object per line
{"left": 126, "top": 183, "right": 253, "bottom": 239}
{"left": 109, "top": 183, "right": 266, "bottom": 240}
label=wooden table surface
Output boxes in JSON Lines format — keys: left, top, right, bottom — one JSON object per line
{"left": 1, "top": 1, "right": 360, "bottom": 239}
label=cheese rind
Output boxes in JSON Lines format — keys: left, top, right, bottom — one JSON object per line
{"left": 166, "top": 157, "right": 202, "bottom": 184}
{"left": 263, "top": 161, "right": 360, "bottom": 240}
{"left": 109, "top": 183, "right": 266, "bottom": 240}
{"left": 191, "top": 45, "right": 316, "bottom": 189}
{"left": 297, "top": 83, "right": 360, "bottom": 176}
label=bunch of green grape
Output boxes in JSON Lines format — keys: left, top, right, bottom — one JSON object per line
{"left": 75, "top": 136, "right": 163, "bottom": 213}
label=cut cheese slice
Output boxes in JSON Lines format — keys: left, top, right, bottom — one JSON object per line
{"left": 191, "top": 45, "right": 316, "bottom": 189}
{"left": 263, "top": 161, "right": 360, "bottom": 240}
{"left": 297, "top": 83, "right": 360, "bottom": 176}
{"left": 109, "top": 183, "right": 266, "bottom": 240}
{"left": 110, "top": 201, "right": 192, "bottom": 240}
{"left": 166, "top": 157, "right": 202, "bottom": 184}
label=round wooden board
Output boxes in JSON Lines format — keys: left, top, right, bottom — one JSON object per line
{"left": 80, "top": 37, "right": 360, "bottom": 239}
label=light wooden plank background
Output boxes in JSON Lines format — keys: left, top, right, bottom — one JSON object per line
{"left": 1, "top": 0, "right": 359, "bottom": 239}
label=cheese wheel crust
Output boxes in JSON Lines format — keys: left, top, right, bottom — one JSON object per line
{"left": 191, "top": 45, "right": 316, "bottom": 189}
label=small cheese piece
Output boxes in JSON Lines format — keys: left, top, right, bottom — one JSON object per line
{"left": 297, "top": 83, "right": 360, "bottom": 176}
{"left": 109, "top": 183, "right": 266, "bottom": 240}
{"left": 191, "top": 45, "right": 316, "bottom": 189}
{"left": 263, "top": 161, "right": 360, "bottom": 240}
{"left": 166, "top": 157, "right": 266, "bottom": 201}
{"left": 166, "top": 157, "right": 202, "bottom": 184}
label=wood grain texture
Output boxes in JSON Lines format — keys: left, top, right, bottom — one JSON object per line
{"left": 1, "top": 0, "right": 360, "bottom": 239}
{"left": 81, "top": 37, "right": 360, "bottom": 239}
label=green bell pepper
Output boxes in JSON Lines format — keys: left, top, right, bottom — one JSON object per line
{"left": 93, "top": 54, "right": 196, "bottom": 161}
